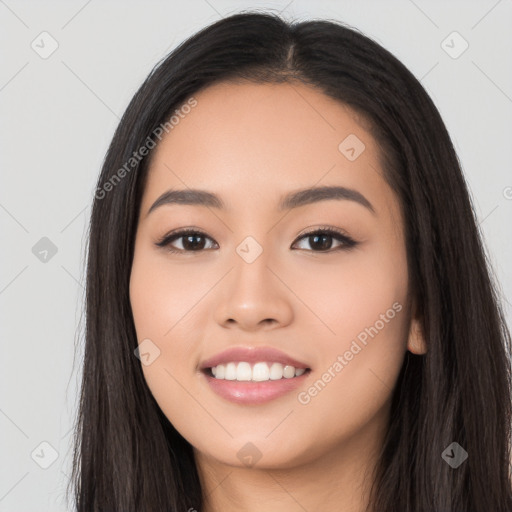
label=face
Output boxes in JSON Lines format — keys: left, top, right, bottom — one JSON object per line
{"left": 129, "top": 80, "right": 425, "bottom": 470}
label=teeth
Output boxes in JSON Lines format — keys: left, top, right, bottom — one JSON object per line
{"left": 209, "top": 362, "right": 307, "bottom": 381}
{"left": 253, "top": 362, "right": 270, "bottom": 381}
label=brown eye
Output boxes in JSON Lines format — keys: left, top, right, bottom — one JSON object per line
{"left": 155, "top": 229, "right": 217, "bottom": 253}
{"left": 292, "top": 228, "right": 357, "bottom": 252}
{"left": 180, "top": 233, "right": 208, "bottom": 251}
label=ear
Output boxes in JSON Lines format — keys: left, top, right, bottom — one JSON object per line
{"left": 406, "top": 306, "right": 427, "bottom": 355}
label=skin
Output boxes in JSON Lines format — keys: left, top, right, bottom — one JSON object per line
{"left": 129, "top": 80, "right": 426, "bottom": 512}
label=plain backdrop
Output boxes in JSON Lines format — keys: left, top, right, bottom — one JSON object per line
{"left": 1, "top": 1, "right": 511, "bottom": 510}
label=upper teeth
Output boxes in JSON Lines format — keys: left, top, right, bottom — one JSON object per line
{"left": 211, "top": 362, "right": 307, "bottom": 381}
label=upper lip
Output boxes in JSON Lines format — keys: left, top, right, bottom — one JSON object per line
{"left": 200, "top": 346, "right": 311, "bottom": 370}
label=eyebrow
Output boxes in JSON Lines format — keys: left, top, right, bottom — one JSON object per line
{"left": 145, "top": 185, "right": 375, "bottom": 217}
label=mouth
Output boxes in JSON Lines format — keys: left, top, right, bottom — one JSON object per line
{"left": 203, "top": 361, "right": 311, "bottom": 381}
{"left": 201, "top": 362, "right": 312, "bottom": 405}
{"left": 199, "top": 345, "right": 312, "bottom": 404}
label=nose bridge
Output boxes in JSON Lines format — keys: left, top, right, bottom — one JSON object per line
{"left": 230, "top": 233, "right": 276, "bottom": 305}
{"left": 213, "top": 231, "right": 294, "bottom": 330}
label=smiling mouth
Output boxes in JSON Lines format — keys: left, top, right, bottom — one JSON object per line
{"left": 202, "top": 361, "right": 312, "bottom": 381}
{"left": 201, "top": 363, "right": 312, "bottom": 405}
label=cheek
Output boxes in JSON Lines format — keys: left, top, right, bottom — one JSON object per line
{"left": 129, "top": 247, "right": 207, "bottom": 433}
{"left": 129, "top": 242, "right": 207, "bottom": 341}
{"left": 291, "top": 241, "right": 409, "bottom": 416}
{"left": 129, "top": 240, "right": 218, "bottom": 376}
{"left": 286, "top": 241, "right": 408, "bottom": 347}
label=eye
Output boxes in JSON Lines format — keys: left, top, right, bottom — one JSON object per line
{"left": 155, "top": 228, "right": 217, "bottom": 254}
{"left": 291, "top": 226, "right": 358, "bottom": 252}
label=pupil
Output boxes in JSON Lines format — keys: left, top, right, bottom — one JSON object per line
{"left": 183, "top": 234, "right": 205, "bottom": 250}
{"left": 311, "top": 234, "right": 332, "bottom": 250}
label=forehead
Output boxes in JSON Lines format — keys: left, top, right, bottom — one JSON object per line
{"left": 141, "top": 81, "right": 396, "bottom": 219}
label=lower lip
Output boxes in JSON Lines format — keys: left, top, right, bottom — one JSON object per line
{"left": 201, "top": 369, "right": 311, "bottom": 405}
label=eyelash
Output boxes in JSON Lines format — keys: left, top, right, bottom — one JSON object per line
{"left": 155, "top": 226, "right": 358, "bottom": 255}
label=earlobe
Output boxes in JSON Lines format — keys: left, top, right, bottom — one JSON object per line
{"left": 407, "top": 317, "right": 427, "bottom": 355}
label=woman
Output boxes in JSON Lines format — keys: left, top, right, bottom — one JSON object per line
{"left": 69, "top": 11, "right": 512, "bottom": 512}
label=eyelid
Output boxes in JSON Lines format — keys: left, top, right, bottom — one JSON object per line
{"left": 155, "top": 227, "right": 217, "bottom": 249}
{"left": 294, "top": 225, "right": 352, "bottom": 240}
{"left": 291, "top": 225, "right": 357, "bottom": 250}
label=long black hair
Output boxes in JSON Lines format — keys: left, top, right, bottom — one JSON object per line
{"left": 68, "top": 11, "right": 512, "bottom": 511}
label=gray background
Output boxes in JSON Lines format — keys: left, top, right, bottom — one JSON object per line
{"left": 1, "top": 1, "right": 511, "bottom": 510}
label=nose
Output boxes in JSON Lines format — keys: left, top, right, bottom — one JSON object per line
{"left": 213, "top": 248, "right": 294, "bottom": 332}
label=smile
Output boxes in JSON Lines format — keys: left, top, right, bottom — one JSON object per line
{"left": 202, "top": 363, "right": 311, "bottom": 405}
